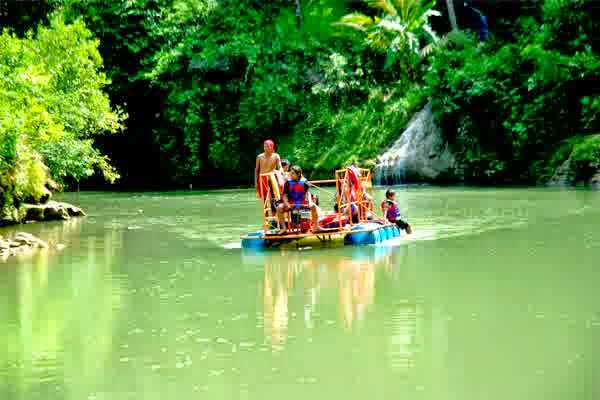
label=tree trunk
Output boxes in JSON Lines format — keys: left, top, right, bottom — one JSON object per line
{"left": 294, "top": 0, "right": 303, "bottom": 28}
{"left": 445, "top": 0, "right": 459, "bottom": 31}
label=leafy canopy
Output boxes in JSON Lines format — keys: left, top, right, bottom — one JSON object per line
{"left": 0, "top": 14, "right": 123, "bottom": 210}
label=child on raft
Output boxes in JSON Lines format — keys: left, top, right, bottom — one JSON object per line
{"left": 381, "top": 189, "right": 412, "bottom": 234}
{"left": 276, "top": 165, "right": 322, "bottom": 234}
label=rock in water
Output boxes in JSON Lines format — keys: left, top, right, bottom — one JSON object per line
{"left": 591, "top": 172, "right": 600, "bottom": 190}
{"left": 20, "top": 201, "right": 86, "bottom": 224}
{"left": 44, "top": 203, "right": 70, "bottom": 220}
{"left": 14, "top": 232, "right": 48, "bottom": 249}
{"left": 375, "top": 102, "right": 457, "bottom": 184}
{"left": 547, "top": 158, "right": 599, "bottom": 189}
{"left": 65, "top": 204, "right": 86, "bottom": 217}
{"left": 0, "top": 232, "right": 49, "bottom": 260}
{"left": 25, "top": 206, "right": 45, "bottom": 222}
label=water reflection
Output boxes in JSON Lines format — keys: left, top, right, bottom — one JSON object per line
{"left": 0, "top": 226, "right": 128, "bottom": 400}
{"left": 255, "top": 245, "right": 413, "bottom": 351}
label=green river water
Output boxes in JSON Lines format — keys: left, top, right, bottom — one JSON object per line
{"left": 1, "top": 187, "right": 599, "bottom": 400}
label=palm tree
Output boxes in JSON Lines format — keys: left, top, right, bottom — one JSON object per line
{"left": 334, "top": 0, "right": 441, "bottom": 79}
{"left": 293, "top": 0, "right": 303, "bottom": 27}
{"left": 445, "top": 0, "right": 459, "bottom": 31}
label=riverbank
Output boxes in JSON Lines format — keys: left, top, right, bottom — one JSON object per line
{"left": 0, "top": 201, "right": 85, "bottom": 259}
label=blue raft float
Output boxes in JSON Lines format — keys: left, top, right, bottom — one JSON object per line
{"left": 241, "top": 221, "right": 401, "bottom": 249}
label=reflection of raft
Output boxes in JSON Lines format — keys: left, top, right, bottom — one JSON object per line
{"left": 242, "top": 167, "right": 401, "bottom": 250}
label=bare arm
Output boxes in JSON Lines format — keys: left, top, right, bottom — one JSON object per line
{"left": 305, "top": 189, "right": 313, "bottom": 207}
{"left": 283, "top": 184, "right": 290, "bottom": 209}
{"left": 255, "top": 156, "right": 260, "bottom": 187}
{"left": 275, "top": 154, "right": 282, "bottom": 171}
{"left": 283, "top": 193, "right": 290, "bottom": 209}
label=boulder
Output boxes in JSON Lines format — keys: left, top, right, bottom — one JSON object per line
{"left": 25, "top": 205, "right": 45, "bottom": 222}
{"left": 5, "top": 201, "right": 86, "bottom": 226}
{"left": 548, "top": 159, "right": 576, "bottom": 186}
{"left": 375, "top": 102, "right": 457, "bottom": 184}
{"left": 65, "top": 204, "right": 86, "bottom": 217}
{"left": 547, "top": 158, "right": 599, "bottom": 189}
{"left": 43, "top": 203, "right": 71, "bottom": 221}
{"left": 548, "top": 135, "right": 599, "bottom": 189}
{"left": 0, "top": 232, "right": 49, "bottom": 260}
{"left": 590, "top": 172, "right": 600, "bottom": 190}
{"left": 14, "top": 232, "right": 48, "bottom": 249}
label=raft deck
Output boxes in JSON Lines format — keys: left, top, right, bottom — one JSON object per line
{"left": 241, "top": 222, "right": 401, "bottom": 249}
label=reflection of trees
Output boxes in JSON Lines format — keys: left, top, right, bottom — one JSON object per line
{"left": 0, "top": 227, "right": 128, "bottom": 399}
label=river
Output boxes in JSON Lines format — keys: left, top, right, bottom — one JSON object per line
{"left": 1, "top": 187, "right": 599, "bottom": 399}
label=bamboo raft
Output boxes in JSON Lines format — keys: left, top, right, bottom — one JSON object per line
{"left": 241, "top": 167, "right": 401, "bottom": 249}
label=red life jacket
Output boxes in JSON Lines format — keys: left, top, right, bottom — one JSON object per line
{"left": 346, "top": 166, "right": 362, "bottom": 202}
{"left": 381, "top": 199, "right": 399, "bottom": 222}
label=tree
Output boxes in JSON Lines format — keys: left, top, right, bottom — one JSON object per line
{"left": 294, "top": 0, "right": 303, "bottom": 27}
{"left": 445, "top": 0, "right": 458, "bottom": 31}
{"left": 334, "top": 0, "right": 441, "bottom": 78}
{"left": 0, "top": 14, "right": 123, "bottom": 214}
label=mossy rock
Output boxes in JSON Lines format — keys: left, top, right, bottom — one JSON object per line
{"left": 591, "top": 172, "right": 600, "bottom": 189}
{"left": 24, "top": 206, "right": 45, "bottom": 222}
{"left": 44, "top": 206, "right": 70, "bottom": 221}
{"left": 570, "top": 134, "right": 600, "bottom": 180}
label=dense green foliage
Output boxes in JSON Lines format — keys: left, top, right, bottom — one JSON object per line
{"left": 570, "top": 135, "right": 600, "bottom": 179}
{"left": 0, "top": 0, "right": 598, "bottom": 207}
{"left": 427, "top": 0, "right": 599, "bottom": 183}
{"left": 0, "top": 15, "right": 123, "bottom": 219}
{"left": 50, "top": 0, "right": 436, "bottom": 185}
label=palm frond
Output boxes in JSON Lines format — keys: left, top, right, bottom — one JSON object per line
{"left": 366, "top": 0, "right": 397, "bottom": 16}
{"left": 422, "top": 24, "right": 439, "bottom": 42}
{"left": 395, "top": 0, "right": 418, "bottom": 25}
{"left": 424, "top": 9, "right": 441, "bottom": 18}
{"left": 406, "top": 32, "right": 419, "bottom": 53}
{"left": 420, "top": 43, "right": 435, "bottom": 57}
{"left": 366, "top": 32, "right": 393, "bottom": 53}
{"left": 378, "top": 18, "right": 406, "bottom": 33}
{"left": 333, "top": 22, "right": 368, "bottom": 32}
{"left": 333, "top": 13, "right": 376, "bottom": 31}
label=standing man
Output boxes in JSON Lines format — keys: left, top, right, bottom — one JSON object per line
{"left": 255, "top": 139, "right": 283, "bottom": 199}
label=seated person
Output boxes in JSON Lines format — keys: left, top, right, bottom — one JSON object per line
{"left": 381, "top": 189, "right": 412, "bottom": 234}
{"left": 333, "top": 183, "right": 373, "bottom": 222}
{"left": 276, "top": 165, "right": 321, "bottom": 234}
{"left": 281, "top": 159, "right": 291, "bottom": 179}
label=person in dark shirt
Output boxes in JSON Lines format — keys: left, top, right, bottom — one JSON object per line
{"left": 276, "top": 165, "right": 321, "bottom": 234}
